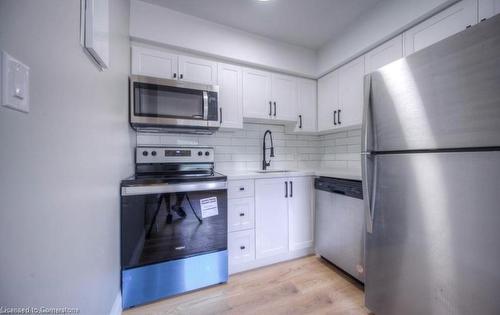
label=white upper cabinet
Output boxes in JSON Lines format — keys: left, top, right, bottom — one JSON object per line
{"left": 255, "top": 178, "right": 289, "bottom": 259}
{"left": 337, "top": 55, "right": 365, "bottom": 128}
{"left": 242, "top": 69, "right": 299, "bottom": 123}
{"left": 364, "top": 35, "right": 404, "bottom": 74}
{"left": 288, "top": 177, "right": 314, "bottom": 251}
{"left": 131, "top": 46, "right": 178, "bottom": 79}
{"left": 479, "top": 0, "right": 500, "bottom": 21}
{"left": 271, "top": 74, "right": 298, "bottom": 121}
{"left": 404, "top": 0, "right": 478, "bottom": 55}
{"left": 178, "top": 55, "right": 218, "bottom": 85}
{"left": 131, "top": 46, "right": 217, "bottom": 85}
{"left": 217, "top": 63, "right": 243, "bottom": 129}
{"left": 242, "top": 68, "right": 272, "bottom": 120}
{"left": 317, "top": 70, "right": 339, "bottom": 132}
{"left": 294, "top": 78, "right": 317, "bottom": 133}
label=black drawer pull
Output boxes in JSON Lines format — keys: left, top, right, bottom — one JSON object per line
{"left": 240, "top": 246, "right": 246, "bottom": 250}
{"left": 239, "top": 213, "right": 245, "bottom": 217}
{"left": 333, "top": 110, "right": 337, "bottom": 125}
{"left": 338, "top": 109, "right": 341, "bottom": 125}
{"left": 239, "top": 187, "right": 245, "bottom": 191}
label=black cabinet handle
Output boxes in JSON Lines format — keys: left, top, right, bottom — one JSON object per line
{"left": 480, "top": 18, "right": 487, "bottom": 22}
{"left": 333, "top": 110, "right": 337, "bottom": 125}
{"left": 285, "top": 181, "right": 288, "bottom": 198}
{"left": 180, "top": 74, "right": 184, "bottom": 79}
{"left": 338, "top": 109, "right": 341, "bottom": 125}
{"left": 269, "top": 101, "right": 272, "bottom": 116}
{"left": 240, "top": 246, "right": 246, "bottom": 250}
{"left": 173, "top": 73, "right": 177, "bottom": 79}
{"left": 239, "top": 187, "right": 245, "bottom": 191}
{"left": 239, "top": 213, "right": 245, "bottom": 217}
{"left": 290, "top": 181, "right": 293, "bottom": 198}
{"left": 219, "top": 108, "right": 223, "bottom": 124}
{"left": 466, "top": 24, "right": 472, "bottom": 29}
{"left": 273, "top": 102, "right": 277, "bottom": 117}
{"left": 299, "top": 115, "right": 302, "bottom": 129}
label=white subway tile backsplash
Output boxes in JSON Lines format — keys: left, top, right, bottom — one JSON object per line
{"left": 136, "top": 124, "right": 362, "bottom": 171}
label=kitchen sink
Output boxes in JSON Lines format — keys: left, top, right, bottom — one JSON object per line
{"left": 254, "top": 170, "right": 292, "bottom": 173}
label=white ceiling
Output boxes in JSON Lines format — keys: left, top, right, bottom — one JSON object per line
{"left": 140, "top": 0, "right": 385, "bottom": 50}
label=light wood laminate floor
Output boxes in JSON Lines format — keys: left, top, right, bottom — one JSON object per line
{"left": 124, "top": 255, "right": 370, "bottom": 315}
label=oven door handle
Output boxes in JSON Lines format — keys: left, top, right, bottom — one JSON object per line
{"left": 203, "top": 91, "right": 209, "bottom": 120}
{"left": 121, "top": 181, "right": 227, "bottom": 196}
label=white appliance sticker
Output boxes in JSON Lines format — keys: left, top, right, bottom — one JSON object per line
{"left": 200, "top": 197, "right": 218, "bottom": 219}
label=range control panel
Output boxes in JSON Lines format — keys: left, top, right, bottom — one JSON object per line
{"left": 136, "top": 146, "right": 215, "bottom": 164}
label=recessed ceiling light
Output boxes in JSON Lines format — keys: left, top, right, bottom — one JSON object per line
{"left": 257, "top": 0, "right": 271, "bottom": 2}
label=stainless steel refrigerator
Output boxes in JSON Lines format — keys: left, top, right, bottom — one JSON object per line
{"left": 362, "top": 14, "right": 500, "bottom": 315}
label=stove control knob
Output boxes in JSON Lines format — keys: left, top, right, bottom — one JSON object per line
{"left": 151, "top": 151, "right": 157, "bottom": 156}
{"left": 198, "top": 151, "right": 203, "bottom": 156}
{"left": 142, "top": 151, "right": 148, "bottom": 157}
{"left": 205, "top": 151, "right": 210, "bottom": 156}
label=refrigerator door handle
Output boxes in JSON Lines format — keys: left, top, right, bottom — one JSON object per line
{"left": 362, "top": 153, "right": 376, "bottom": 233}
{"left": 362, "top": 74, "right": 376, "bottom": 233}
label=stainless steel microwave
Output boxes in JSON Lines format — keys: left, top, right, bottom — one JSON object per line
{"left": 129, "top": 75, "right": 220, "bottom": 134}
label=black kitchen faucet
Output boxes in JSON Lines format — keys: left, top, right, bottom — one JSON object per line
{"left": 262, "top": 129, "right": 275, "bottom": 171}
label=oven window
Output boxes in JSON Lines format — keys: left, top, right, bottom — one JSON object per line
{"left": 134, "top": 82, "right": 204, "bottom": 120}
{"left": 121, "top": 189, "right": 227, "bottom": 269}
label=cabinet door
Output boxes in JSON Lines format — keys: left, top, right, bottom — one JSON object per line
{"left": 255, "top": 178, "right": 289, "bottom": 259}
{"left": 178, "top": 55, "right": 217, "bottom": 85}
{"left": 228, "top": 197, "right": 255, "bottom": 232}
{"left": 479, "top": 0, "right": 500, "bottom": 21}
{"left": 131, "top": 46, "right": 178, "bottom": 79}
{"left": 338, "top": 56, "right": 365, "bottom": 128}
{"left": 294, "top": 79, "right": 317, "bottom": 132}
{"left": 242, "top": 68, "right": 272, "bottom": 120}
{"left": 217, "top": 63, "right": 243, "bottom": 129}
{"left": 364, "top": 35, "right": 403, "bottom": 74}
{"left": 228, "top": 229, "right": 255, "bottom": 266}
{"left": 271, "top": 73, "right": 298, "bottom": 122}
{"left": 404, "top": 0, "right": 477, "bottom": 55}
{"left": 317, "top": 70, "right": 339, "bottom": 132}
{"left": 288, "top": 177, "right": 314, "bottom": 251}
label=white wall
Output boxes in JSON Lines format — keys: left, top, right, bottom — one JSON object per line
{"left": 317, "top": 0, "right": 458, "bottom": 75}
{"left": 0, "top": 1, "right": 134, "bottom": 314}
{"left": 130, "top": 0, "right": 317, "bottom": 77}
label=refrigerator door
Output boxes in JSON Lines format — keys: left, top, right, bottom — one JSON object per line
{"left": 368, "top": 15, "right": 500, "bottom": 152}
{"left": 365, "top": 151, "right": 500, "bottom": 315}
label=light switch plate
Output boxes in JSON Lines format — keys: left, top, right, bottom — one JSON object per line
{"left": 1, "top": 51, "right": 30, "bottom": 113}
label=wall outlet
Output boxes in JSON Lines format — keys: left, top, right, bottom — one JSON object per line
{"left": 1, "top": 51, "right": 30, "bottom": 113}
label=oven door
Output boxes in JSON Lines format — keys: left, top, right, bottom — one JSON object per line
{"left": 130, "top": 75, "right": 219, "bottom": 129}
{"left": 121, "top": 181, "right": 227, "bottom": 270}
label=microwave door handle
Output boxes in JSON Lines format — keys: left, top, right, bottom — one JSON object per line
{"left": 203, "top": 91, "right": 209, "bottom": 120}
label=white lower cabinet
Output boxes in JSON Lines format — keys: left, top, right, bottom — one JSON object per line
{"left": 288, "top": 177, "right": 314, "bottom": 251}
{"left": 228, "top": 176, "right": 314, "bottom": 274}
{"left": 228, "top": 197, "right": 255, "bottom": 232}
{"left": 228, "top": 229, "right": 255, "bottom": 266}
{"left": 255, "top": 178, "right": 290, "bottom": 259}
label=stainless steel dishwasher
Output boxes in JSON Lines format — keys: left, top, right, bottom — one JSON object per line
{"left": 315, "top": 177, "right": 365, "bottom": 282}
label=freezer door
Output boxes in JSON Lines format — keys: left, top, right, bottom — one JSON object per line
{"left": 368, "top": 15, "right": 500, "bottom": 152}
{"left": 365, "top": 151, "right": 500, "bottom": 315}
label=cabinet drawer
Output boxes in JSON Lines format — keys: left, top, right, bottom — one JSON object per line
{"left": 228, "top": 197, "right": 255, "bottom": 232}
{"left": 228, "top": 230, "right": 255, "bottom": 265}
{"left": 228, "top": 180, "right": 254, "bottom": 198}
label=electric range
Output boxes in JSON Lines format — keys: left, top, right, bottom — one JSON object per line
{"left": 120, "top": 146, "right": 228, "bottom": 309}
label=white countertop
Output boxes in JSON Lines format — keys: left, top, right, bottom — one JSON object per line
{"left": 218, "top": 168, "right": 361, "bottom": 181}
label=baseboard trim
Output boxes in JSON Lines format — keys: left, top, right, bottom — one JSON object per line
{"left": 109, "top": 292, "right": 122, "bottom": 315}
